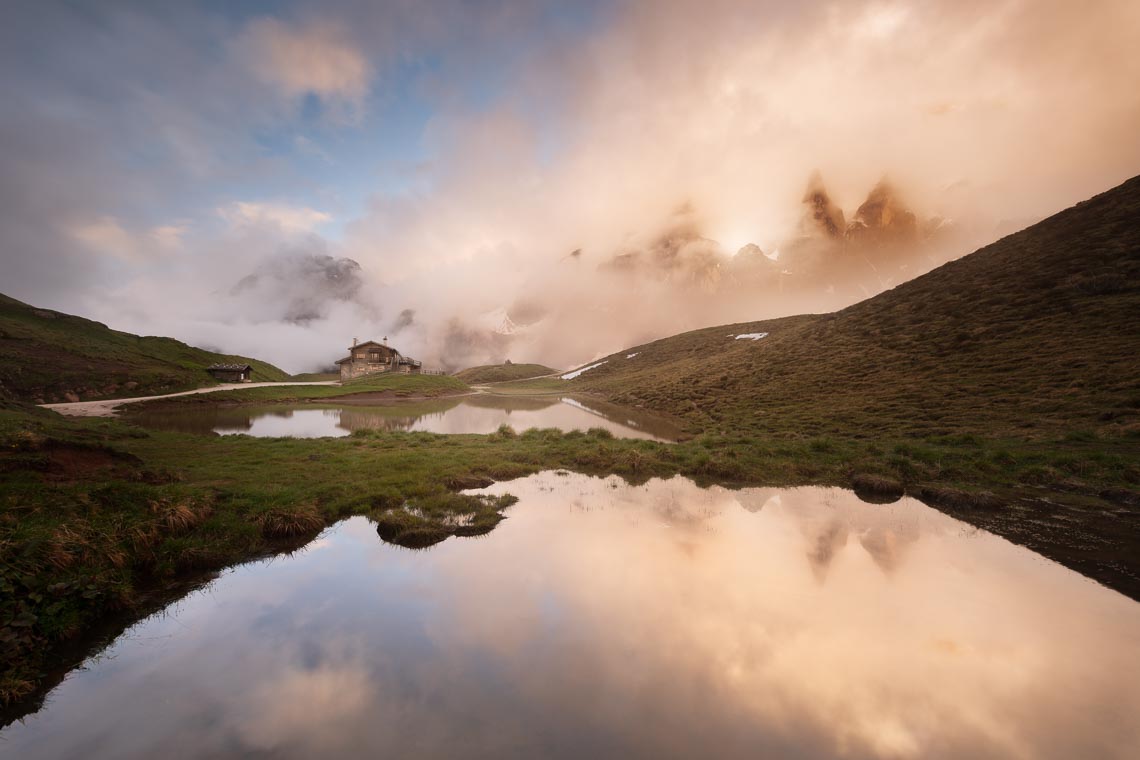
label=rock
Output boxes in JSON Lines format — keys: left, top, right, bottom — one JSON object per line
{"left": 63, "top": 392, "right": 80, "bottom": 403}
{"left": 801, "top": 171, "right": 847, "bottom": 239}
{"left": 726, "top": 244, "right": 778, "bottom": 285}
{"left": 847, "top": 180, "right": 918, "bottom": 245}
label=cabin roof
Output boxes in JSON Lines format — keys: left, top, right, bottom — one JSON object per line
{"left": 206, "top": 363, "right": 252, "bottom": 371}
{"left": 336, "top": 354, "right": 422, "bottom": 365}
{"left": 349, "top": 340, "right": 392, "bottom": 351}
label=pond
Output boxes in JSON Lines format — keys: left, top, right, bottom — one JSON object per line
{"left": 127, "top": 395, "right": 682, "bottom": 441}
{"left": 2, "top": 473, "right": 1137, "bottom": 759}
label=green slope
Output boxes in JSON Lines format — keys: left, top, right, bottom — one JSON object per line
{"left": 572, "top": 175, "right": 1140, "bottom": 442}
{"left": 0, "top": 293, "right": 290, "bottom": 402}
{"left": 454, "top": 362, "right": 560, "bottom": 384}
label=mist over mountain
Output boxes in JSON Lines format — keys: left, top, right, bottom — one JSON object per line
{"left": 230, "top": 253, "right": 367, "bottom": 325}
{"left": 401, "top": 174, "right": 979, "bottom": 372}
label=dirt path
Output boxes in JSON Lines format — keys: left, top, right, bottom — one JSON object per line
{"left": 40, "top": 382, "right": 341, "bottom": 418}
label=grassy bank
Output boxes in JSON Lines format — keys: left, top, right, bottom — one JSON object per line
{"left": 2, "top": 401, "right": 1138, "bottom": 710}
{"left": 484, "top": 377, "right": 569, "bottom": 395}
{"left": 454, "top": 363, "right": 560, "bottom": 384}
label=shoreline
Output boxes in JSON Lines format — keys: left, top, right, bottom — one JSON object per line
{"left": 40, "top": 381, "right": 341, "bottom": 418}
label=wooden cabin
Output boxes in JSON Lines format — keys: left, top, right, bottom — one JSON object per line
{"left": 335, "top": 338, "right": 422, "bottom": 380}
{"left": 206, "top": 363, "right": 253, "bottom": 383}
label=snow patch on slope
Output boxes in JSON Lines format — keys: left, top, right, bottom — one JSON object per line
{"left": 734, "top": 332, "right": 769, "bottom": 341}
{"left": 561, "top": 361, "right": 607, "bottom": 380}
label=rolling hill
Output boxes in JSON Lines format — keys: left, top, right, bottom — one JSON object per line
{"left": 0, "top": 293, "right": 289, "bottom": 403}
{"left": 569, "top": 174, "right": 1140, "bottom": 443}
{"left": 454, "top": 362, "right": 560, "bottom": 384}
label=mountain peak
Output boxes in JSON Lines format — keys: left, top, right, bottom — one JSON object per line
{"left": 847, "top": 179, "right": 918, "bottom": 244}
{"left": 801, "top": 171, "right": 846, "bottom": 240}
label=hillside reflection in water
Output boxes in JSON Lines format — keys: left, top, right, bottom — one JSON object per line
{"left": 3, "top": 473, "right": 1138, "bottom": 759}
{"left": 129, "top": 395, "right": 681, "bottom": 441}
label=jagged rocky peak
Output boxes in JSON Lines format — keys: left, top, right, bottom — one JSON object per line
{"left": 801, "top": 171, "right": 846, "bottom": 239}
{"left": 730, "top": 243, "right": 775, "bottom": 269}
{"left": 847, "top": 179, "right": 918, "bottom": 244}
{"left": 648, "top": 202, "right": 706, "bottom": 267}
{"left": 230, "top": 252, "right": 365, "bottom": 325}
{"left": 725, "top": 242, "right": 777, "bottom": 283}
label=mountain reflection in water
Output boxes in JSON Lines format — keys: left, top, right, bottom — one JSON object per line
{"left": 128, "top": 395, "right": 681, "bottom": 441}
{"left": 3, "top": 473, "right": 1137, "bottom": 759}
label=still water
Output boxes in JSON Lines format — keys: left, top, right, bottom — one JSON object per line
{"left": 3, "top": 473, "right": 1138, "bottom": 759}
{"left": 129, "top": 395, "right": 681, "bottom": 441}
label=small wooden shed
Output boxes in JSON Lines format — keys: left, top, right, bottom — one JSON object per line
{"left": 206, "top": 363, "right": 253, "bottom": 383}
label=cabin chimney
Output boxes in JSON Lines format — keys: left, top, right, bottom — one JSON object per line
{"left": 383, "top": 336, "right": 388, "bottom": 346}
{"left": 352, "top": 337, "right": 357, "bottom": 347}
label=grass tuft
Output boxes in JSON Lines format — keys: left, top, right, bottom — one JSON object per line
{"left": 253, "top": 506, "right": 325, "bottom": 538}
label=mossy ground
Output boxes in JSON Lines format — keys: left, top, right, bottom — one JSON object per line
{"left": 3, "top": 396, "right": 1138, "bottom": 710}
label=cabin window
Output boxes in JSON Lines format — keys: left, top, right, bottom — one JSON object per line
{"left": 369, "top": 352, "right": 381, "bottom": 362}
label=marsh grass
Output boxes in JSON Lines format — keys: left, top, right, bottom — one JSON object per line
{"left": 254, "top": 505, "right": 325, "bottom": 539}
{"left": 3, "top": 393, "right": 1136, "bottom": 713}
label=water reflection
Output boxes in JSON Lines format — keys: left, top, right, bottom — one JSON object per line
{"left": 3, "top": 474, "right": 1138, "bottom": 759}
{"left": 129, "top": 395, "right": 681, "bottom": 441}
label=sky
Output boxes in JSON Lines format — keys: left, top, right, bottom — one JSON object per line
{"left": 2, "top": 0, "right": 1139, "bottom": 373}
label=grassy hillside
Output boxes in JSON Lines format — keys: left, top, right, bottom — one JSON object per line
{"left": 454, "top": 362, "right": 560, "bottom": 384}
{"left": 0, "top": 294, "right": 290, "bottom": 402}
{"left": 571, "top": 175, "right": 1140, "bottom": 445}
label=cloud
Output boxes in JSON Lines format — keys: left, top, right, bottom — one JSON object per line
{"left": 236, "top": 664, "right": 377, "bottom": 753}
{"left": 328, "top": 0, "right": 1140, "bottom": 370}
{"left": 219, "top": 201, "right": 333, "bottom": 234}
{"left": 2, "top": 0, "right": 1138, "bottom": 374}
{"left": 69, "top": 216, "right": 187, "bottom": 261}
{"left": 242, "top": 18, "right": 372, "bottom": 116}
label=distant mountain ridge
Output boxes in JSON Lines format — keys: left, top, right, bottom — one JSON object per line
{"left": 0, "top": 293, "right": 289, "bottom": 403}
{"left": 230, "top": 253, "right": 366, "bottom": 325}
{"left": 483, "top": 173, "right": 970, "bottom": 371}
{"left": 568, "top": 174, "right": 1140, "bottom": 441}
